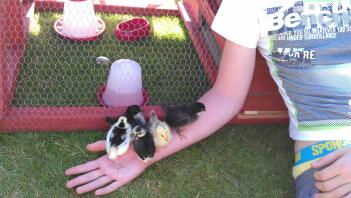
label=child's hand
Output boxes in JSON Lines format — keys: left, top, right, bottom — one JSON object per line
{"left": 312, "top": 147, "right": 351, "bottom": 198}
{"left": 65, "top": 140, "right": 149, "bottom": 196}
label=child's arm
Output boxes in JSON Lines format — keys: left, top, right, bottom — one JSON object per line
{"left": 65, "top": 40, "right": 257, "bottom": 195}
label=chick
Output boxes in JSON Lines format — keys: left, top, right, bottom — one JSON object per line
{"left": 105, "top": 105, "right": 146, "bottom": 128}
{"left": 148, "top": 110, "right": 172, "bottom": 147}
{"left": 96, "top": 56, "right": 111, "bottom": 65}
{"left": 105, "top": 116, "right": 132, "bottom": 160}
{"left": 162, "top": 102, "right": 206, "bottom": 138}
{"left": 124, "top": 105, "right": 146, "bottom": 128}
{"left": 132, "top": 125, "right": 156, "bottom": 162}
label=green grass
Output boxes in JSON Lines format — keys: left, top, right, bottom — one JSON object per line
{"left": 13, "top": 12, "right": 210, "bottom": 107}
{"left": 0, "top": 125, "right": 294, "bottom": 197}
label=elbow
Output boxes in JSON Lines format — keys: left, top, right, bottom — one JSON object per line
{"left": 207, "top": 86, "right": 248, "bottom": 116}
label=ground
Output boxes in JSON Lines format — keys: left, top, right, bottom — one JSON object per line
{"left": 0, "top": 124, "right": 294, "bottom": 197}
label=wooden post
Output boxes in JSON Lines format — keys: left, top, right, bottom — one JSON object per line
{"left": 2, "top": 0, "right": 25, "bottom": 118}
{"left": 0, "top": 1, "right": 4, "bottom": 119}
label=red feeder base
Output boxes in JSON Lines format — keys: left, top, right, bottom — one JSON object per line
{"left": 54, "top": 17, "right": 106, "bottom": 41}
{"left": 115, "top": 18, "right": 151, "bottom": 41}
{"left": 97, "top": 84, "right": 150, "bottom": 107}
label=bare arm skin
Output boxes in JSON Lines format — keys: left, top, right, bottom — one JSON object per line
{"left": 150, "top": 39, "right": 257, "bottom": 163}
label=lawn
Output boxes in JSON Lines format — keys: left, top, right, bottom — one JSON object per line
{"left": 0, "top": 124, "right": 294, "bottom": 197}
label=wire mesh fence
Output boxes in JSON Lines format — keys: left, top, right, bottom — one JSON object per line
{"left": 16, "top": 1, "right": 214, "bottom": 106}
{"left": 15, "top": 13, "right": 211, "bottom": 107}
{"left": 0, "top": 0, "right": 287, "bottom": 132}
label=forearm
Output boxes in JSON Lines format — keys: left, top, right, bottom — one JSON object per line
{"left": 150, "top": 88, "right": 243, "bottom": 164}
{"left": 149, "top": 40, "right": 256, "bottom": 165}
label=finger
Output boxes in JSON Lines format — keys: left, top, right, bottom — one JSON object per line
{"left": 316, "top": 175, "right": 344, "bottom": 192}
{"left": 312, "top": 149, "right": 345, "bottom": 168}
{"left": 314, "top": 161, "right": 341, "bottom": 181}
{"left": 344, "top": 192, "right": 351, "bottom": 198}
{"left": 65, "top": 160, "right": 98, "bottom": 176}
{"left": 315, "top": 182, "right": 351, "bottom": 198}
{"left": 87, "top": 140, "right": 106, "bottom": 152}
{"left": 66, "top": 169, "right": 102, "bottom": 188}
{"left": 95, "top": 181, "right": 121, "bottom": 196}
{"left": 76, "top": 176, "right": 113, "bottom": 194}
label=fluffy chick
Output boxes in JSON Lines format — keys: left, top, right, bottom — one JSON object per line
{"left": 148, "top": 110, "right": 172, "bottom": 147}
{"left": 105, "top": 116, "right": 132, "bottom": 160}
{"left": 105, "top": 105, "right": 146, "bottom": 128}
{"left": 124, "top": 105, "right": 146, "bottom": 128}
{"left": 132, "top": 125, "right": 156, "bottom": 162}
{"left": 162, "top": 102, "right": 206, "bottom": 138}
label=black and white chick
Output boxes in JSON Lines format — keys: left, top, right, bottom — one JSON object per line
{"left": 162, "top": 102, "right": 206, "bottom": 138}
{"left": 148, "top": 110, "right": 172, "bottom": 147}
{"left": 105, "top": 116, "right": 132, "bottom": 160}
{"left": 132, "top": 125, "right": 156, "bottom": 163}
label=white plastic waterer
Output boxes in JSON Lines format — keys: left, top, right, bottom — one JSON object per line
{"left": 102, "top": 59, "right": 144, "bottom": 107}
{"left": 62, "top": 0, "right": 98, "bottom": 38}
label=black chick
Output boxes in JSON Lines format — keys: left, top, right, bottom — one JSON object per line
{"left": 124, "top": 105, "right": 146, "bottom": 128}
{"left": 132, "top": 125, "right": 156, "bottom": 162}
{"left": 106, "top": 105, "right": 146, "bottom": 127}
{"left": 162, "top": 102, "right": 206, "bottom": 138}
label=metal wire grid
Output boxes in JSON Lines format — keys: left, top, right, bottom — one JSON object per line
{"left": 0, "top": 0, "right": 221, "bottom": 131}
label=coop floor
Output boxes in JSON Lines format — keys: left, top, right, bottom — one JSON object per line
{"left": 12, "top": 12, "right": 211, "bottom": 107}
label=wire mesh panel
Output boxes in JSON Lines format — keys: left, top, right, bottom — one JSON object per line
{"left": 0, "top": 0, "right": 288, "bottom": 132}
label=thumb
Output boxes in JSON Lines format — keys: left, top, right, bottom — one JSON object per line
{"left": 312, "top": 148, "right": 345, "bottom": 168}
{"left": 86, "top": 140, "right": 106, "bottom": 152}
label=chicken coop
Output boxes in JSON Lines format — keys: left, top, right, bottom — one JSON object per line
{"left": 0, "top": 0, "right": 288, "bottom": 132}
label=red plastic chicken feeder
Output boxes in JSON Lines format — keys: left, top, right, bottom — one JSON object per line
{"left": 97, "top": 84, "right": 150, "bottom": 107}
{"left": 115, "top": 18, "right": 151, "bottom": 41}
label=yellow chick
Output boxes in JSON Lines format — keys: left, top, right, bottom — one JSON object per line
{"left": 148, "top": 110, "right": 172, "bottom": 147}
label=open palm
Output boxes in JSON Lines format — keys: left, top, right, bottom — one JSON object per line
{"left": 65, "top": 140, "right": 149, "bottom": 196}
